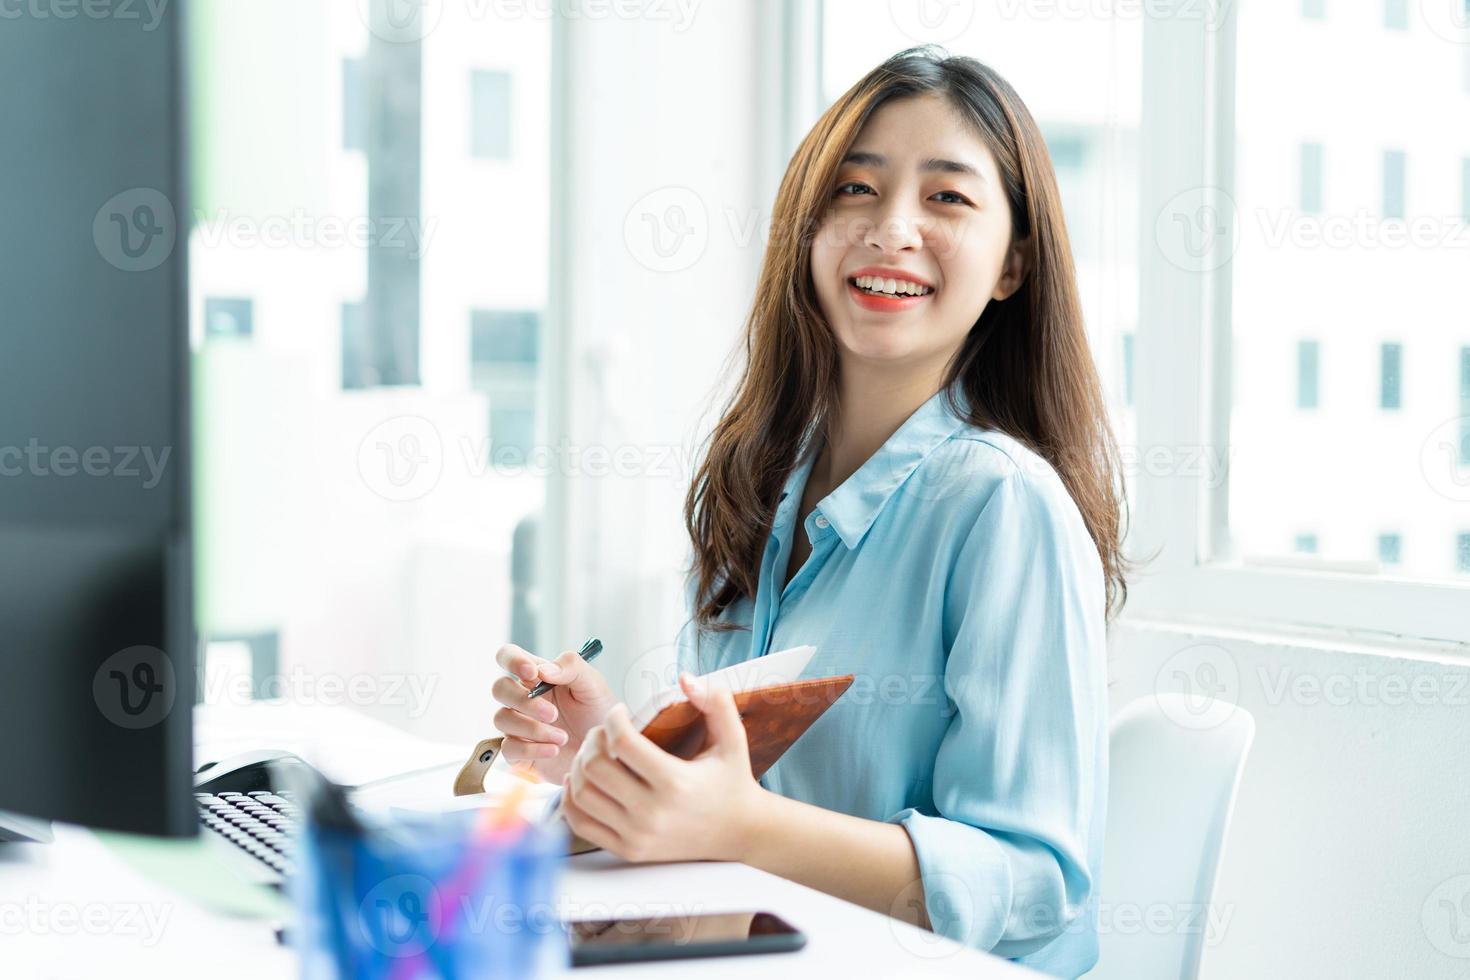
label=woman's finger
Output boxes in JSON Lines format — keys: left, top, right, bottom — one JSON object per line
{"left": 493, "top": 707, "right": 568, "bottom": 745}
{"left": 561, "top": 776, "right": 622, "bottom": 851}
{"left": 679, "top": 674, "right": 748, "bottom": 764}
{"left": 494, "top": 643, "right": 545, "bottom": 685}
{"left": 581, "top": 751, "right": 653, "bottom": 803}
{"left": 500, "top": 737, "right": 560, "bottom": 762}
{"left": 601, "top": 704, "right": 675, "bottom": 785}
{"left": 537, "top": 649, "right": 612, "bottom": 703}
{"left": 569, "top": 763, "right": 627, "bottom": 826}
{"left": 582, "top": 724, "right": 608, "bottom": 759}
{"left": 491, "top": 676, "right": 557, "bottom": 722}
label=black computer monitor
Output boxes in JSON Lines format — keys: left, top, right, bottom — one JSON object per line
{"left": 0, "top": 6, "right": 195, "bottom": 838}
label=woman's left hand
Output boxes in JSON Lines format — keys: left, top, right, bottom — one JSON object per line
{"left": 561, "top": 673, "right": 764, "bottom": 863}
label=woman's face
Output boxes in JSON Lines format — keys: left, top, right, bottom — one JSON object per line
{"left": 809, "top": 92, "right": 1027, "bottom": 377}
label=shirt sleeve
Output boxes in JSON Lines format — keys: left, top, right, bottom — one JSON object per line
{"left": 886, "top": 461, "right": 1108, "bottom": 961}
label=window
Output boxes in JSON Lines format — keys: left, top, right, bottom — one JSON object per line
{"left": 471, "top": 310, "right": 539, "bottom": 365}
{"left": 1297, "top": 340, "right": 1320, "bottom": 409}
{"left": 489, "top": 402, "right": 536, "bottom": 459}
{"left": 1294, "top": 533, "right": 1319, "bottom": 554}
{"left": 1378, "top": 533, "right": 1402, "bottom": 567}
{"left": 1132, "top": 2, "right": 1470, "bottom": 642}
{"left": 470, "top": 69, "right": 512, "bottom": 160}
{"left": 187, "top": 4, "right": 555, "bottom": 726}
{"left": 1459, "top": 532, "right": 1470, "bottom": 574}
{"left": 1379, "top": 342, "right": 1401, "bottom": 410}
{"left": 1462, "top": 158, "right": 1470, "bottom": 223}
{"left": 470, "top": 310, "right": 541, "bottom": 460}
{"left": 1460, "top": 347, "right": 1470, "bottom": 466}
{"left": 1384, "top": 0, "right": 1409, "bottom": 29}
{"left": 1301, "top": 0, "right": 1325, "bottom": 19}
{"left": 203, "top": 297, "right": 253, "bottom": 340}
{"left": 1382, "top": 150, "right": 1406, "bottom": 219}
{"left": 1299, "top": 143, "right": 1323, "bottom": 213}
{"left": 340, "top": 301, "right": 372, "bottom": 390}
{"left": 342, "top": 58, "right": 365, "bottom": 152}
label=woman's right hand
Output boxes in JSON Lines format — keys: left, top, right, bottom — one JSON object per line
{"left": 492, "top": 643, "right": 617, "bottom": 783}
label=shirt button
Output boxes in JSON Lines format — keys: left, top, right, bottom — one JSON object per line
{"left": 814, "top": 515, "right": 830, "bottom": 529}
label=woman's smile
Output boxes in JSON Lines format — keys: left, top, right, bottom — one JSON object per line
{"left": 844, "top": 266, "right": 937, "bottom": 314}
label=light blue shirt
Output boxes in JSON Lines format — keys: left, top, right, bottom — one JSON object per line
{"left": 676, "top": 386, "right": 1108, "bottom": 978}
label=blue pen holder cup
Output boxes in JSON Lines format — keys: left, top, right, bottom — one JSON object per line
{"left": 291, "top": 808, "right": 567, "bottom": 979}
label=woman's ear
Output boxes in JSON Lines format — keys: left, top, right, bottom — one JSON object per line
{"left": 991, "top": 237, "right": 1031, "bottom": 301}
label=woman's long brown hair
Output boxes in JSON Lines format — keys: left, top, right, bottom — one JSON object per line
{"left": 684, "top": 46, "right": 1129, "bottom": 633}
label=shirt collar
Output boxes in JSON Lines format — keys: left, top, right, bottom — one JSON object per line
{"left": 776, "top": 386, "right": 973, "bottom": 550}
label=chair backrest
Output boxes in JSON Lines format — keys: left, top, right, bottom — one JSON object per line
{"left": 1087, "top": 695, "right": 1255, "bottom": 980}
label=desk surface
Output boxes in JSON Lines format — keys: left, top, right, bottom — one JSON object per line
{"left": 1, "top": 702, "right": 1031, "bottom": 979}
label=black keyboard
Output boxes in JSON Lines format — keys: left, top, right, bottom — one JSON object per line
{"left": 195, "top": 789, "right": 301, "bottom": 879}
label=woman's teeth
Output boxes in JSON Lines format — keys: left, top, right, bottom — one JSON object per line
{"left": 851, "top": 275, "right": 933, "bottom": 297}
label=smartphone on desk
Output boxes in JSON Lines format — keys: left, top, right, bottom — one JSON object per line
{"left": 567, "top": 910, "right": 805, "bottom": 967}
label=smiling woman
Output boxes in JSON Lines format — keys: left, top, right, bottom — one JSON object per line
{"left": 491, "top": 46, "right": 1125, "bottom": 980}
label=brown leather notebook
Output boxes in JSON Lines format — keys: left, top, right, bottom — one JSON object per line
{"left": 638, "top": 674, "right": 854, "bottom": 776}
{"left": 453, "top": 649, "right": 853, "bottom": 853}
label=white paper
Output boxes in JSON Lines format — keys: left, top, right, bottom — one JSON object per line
{"left": 629, "top": 643, "right": 817, "bottom": 729}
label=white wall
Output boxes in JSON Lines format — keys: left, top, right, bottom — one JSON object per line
{"left": 1108, "top": 618, "right": 1470, "bottom": 979}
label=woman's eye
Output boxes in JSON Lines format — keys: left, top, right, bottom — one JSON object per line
{"left": 834, "top": 182, "right": 968, "bottom": 205}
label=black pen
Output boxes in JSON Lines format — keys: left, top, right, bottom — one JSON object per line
{"left": 527, "top": 637, "right": 602, "bottom": 698}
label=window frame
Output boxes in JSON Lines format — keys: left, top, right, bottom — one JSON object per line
{"left": 469, "top": 68, "right": 513, "bottom": 161}
{"left": 1129, "top": 4, "right": 1470, "bottom": 650}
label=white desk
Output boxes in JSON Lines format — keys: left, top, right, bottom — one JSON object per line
{"left": 0, "top": 703, "right": 1032, "bottom": 979}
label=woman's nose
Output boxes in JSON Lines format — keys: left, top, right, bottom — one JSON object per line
{"left": 861, "top": 201, "right": 925, "bottom": 253}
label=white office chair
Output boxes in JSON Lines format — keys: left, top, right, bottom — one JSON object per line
{"left": 1086, "top": 695, "right": 1256, "bottom": 980}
